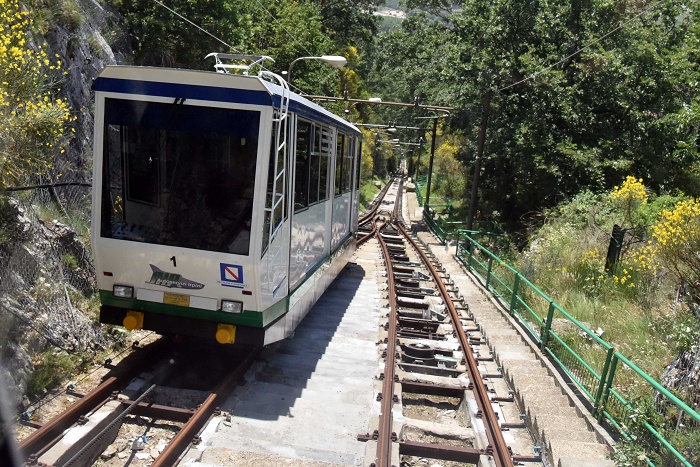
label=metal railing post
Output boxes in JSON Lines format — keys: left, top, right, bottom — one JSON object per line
{"left": 593, "top": 347, "right": 615, "bottom": 419}
{"left": 509, "top": 274, "right": 521, "bottom": 315}
{"left": 597, "top": 353, "right": 619, "bottom": 423}
{"left": 485, "top": 256, "right": 494, "bottom": 290}
{"left": 540, "top": 300, "right": 555, "bottom": 350}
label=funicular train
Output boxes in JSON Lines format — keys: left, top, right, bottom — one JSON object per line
{"left": 91, "top": 54, "right": 362, "bottom": 345}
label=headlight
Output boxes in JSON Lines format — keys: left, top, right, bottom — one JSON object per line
{"left": 113, "top": 285, "right": 134, "bottom": 298}
{"left": 221, "top": 300, "right": 243, "bottom": 314}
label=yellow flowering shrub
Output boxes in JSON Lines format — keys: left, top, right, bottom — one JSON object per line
{"left": 0, "top": 0, "right": 72, "bottom": 188}
{"left": 610, "top": 176, "right": 648, "bottom": 225}
{"left": 579, "top": 249, "right": 646, "bottom": 297}
{"left": 650, "top": 198, "right": 700, "bottom": 283}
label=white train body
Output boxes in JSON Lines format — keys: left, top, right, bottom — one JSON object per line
{"left": 91, "top": 65, "right": 361, "bottom": 345}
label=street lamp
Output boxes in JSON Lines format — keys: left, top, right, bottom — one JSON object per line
{"left": 285, "top": 55, "right": 347, "bottom": 86}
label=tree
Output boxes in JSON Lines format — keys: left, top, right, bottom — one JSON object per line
{"left": 311, "top": 0, "right": 380, "bottom": 49}
{"left": 111, "top": 0, "right": 253, "bottom": 68}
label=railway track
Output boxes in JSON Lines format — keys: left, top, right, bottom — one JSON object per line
{"left": 17, "top": 177, "right": 549, "bottom": 467}
{"left": 359, "top": 177, "right": 535, "bottom": 467}
{"left": 19, "top": 339, "right": 260, "bottom": 466}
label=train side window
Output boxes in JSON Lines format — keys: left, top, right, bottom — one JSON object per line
{"left": 355, "top": 137, "right": 362, "bottom": 190}
{"left": 294, "top": 120, "right": 311, "bottom": 212}
{"left": 335, "top": 133, "right": 345, "bottom": 197}
{"left": 342, "top": 135, "right": 351, "bottom": 194}
{"left": 319, "top": 127, "right": 331, "bottom": 201}
{"left": 309, "top": 125, "right": 320, "bottom": 205}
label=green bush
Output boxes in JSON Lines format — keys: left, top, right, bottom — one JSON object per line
{"left": 27, "top": 351, "right": 79, "bottom": 399}
{"left": 359, "top": 177, "right": 382, "bottom": 211}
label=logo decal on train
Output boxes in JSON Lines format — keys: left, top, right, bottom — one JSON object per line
{"left": 219, "top": 263, "right": 244, "bottom": 288}
{"left": 146, "top": 264, "right": 204, "bottom": 289}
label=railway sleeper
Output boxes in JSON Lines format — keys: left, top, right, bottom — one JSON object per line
{"left": 397, "top": 308, "right": 446, "bottom": 322}
{"left": 398, "top": 361, "right": 463, "bottom": 377}
{"left": 399, "top": 440, "right": 484, "bottom": 464}
{"left": 380, "top": 233, "right": 404, "bottom": 244}
{"left": 397, "top": 321, "right": 440, "bottom": 334}
{"left": 397, "top": 329, "right": 446, "bottom": 340}
{"left": 396, "top": 291, "right": 427, "bottom": 300}
{"left": 396, "top": 285, "right": 435, "bottom": 296}
{"left": 397, "top": 297, "right": 429, "bottom": 309}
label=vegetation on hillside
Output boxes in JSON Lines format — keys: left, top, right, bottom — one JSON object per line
{"left": 368, "top": 0, "right": 700, "bottom": 233}
{"left": 3, "top": 0, "right": 700, "bottom": 460}
{"left": 515, "top": 176, "right": 700, "bottom": 465}
{"left": 0, "top": 0, "right": 72, "bottom": 189}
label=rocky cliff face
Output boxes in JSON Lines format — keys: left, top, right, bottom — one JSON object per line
{"left": 45, "top": 0, "right": 130, "bottom": 177}
{"left": 0, "top": 0, "right": 130, "bottom": 412}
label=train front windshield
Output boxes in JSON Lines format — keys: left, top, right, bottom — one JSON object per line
{"left": 100, "top": 98, "right": 260, "bottom": 255}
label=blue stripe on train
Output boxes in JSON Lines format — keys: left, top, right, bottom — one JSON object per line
{"left": 94, "top": 77, "right": 271, "bottom": 105}
{"left": 94, "top": 77, "right": 361, "bottom": 136}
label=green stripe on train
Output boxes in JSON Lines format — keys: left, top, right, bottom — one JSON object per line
{"left": 99, "top": 290, "right": 289, "bottom": 328}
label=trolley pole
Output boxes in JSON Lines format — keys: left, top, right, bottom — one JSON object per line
{"left": 466, "top": 89, "right": 492, "bottom": 234}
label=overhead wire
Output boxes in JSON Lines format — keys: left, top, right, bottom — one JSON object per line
{"left": 153, "top": 0, "right": 317, "bottom": 83}
{"left": 153, "top": 0, "right": 242, "bottom": 53}
{"left": 252, "top": 0, "right": 313, "bottom": 56}
{"left": 498, "top": 0, "right": 668, "bottom": 92}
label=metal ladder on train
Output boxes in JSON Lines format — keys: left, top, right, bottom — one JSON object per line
{"left": 261, "top": 70, "right": 290, "bottom": 247}
{"left": 260, "top": 71, "right": 290, "bottom": 294}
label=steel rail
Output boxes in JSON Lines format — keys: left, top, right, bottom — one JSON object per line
{"left": 359, "top": 176, "right": 395, "bottom": 225}
{"left": 396, "top": 221, "right": 513, "bottom": 467}
{"left": 19, "top": 339, "right": 167, "bottom": 461}
{"left": 152, "top": 346, "right": 261, "bottom": 466}
{"left": 63, "top": 384, "right": 157, "bottom": 466}
{"left": 370, "top": 177, "right": 405, "bottom": 466}
{"left": 19, "top": 376, "right": 120, "bottom": 461}
{"left": 357, "top": 217, "right": 378, "bottom": 246}
{"left": 374, "top": 224, "right": 399, "bottom": 467}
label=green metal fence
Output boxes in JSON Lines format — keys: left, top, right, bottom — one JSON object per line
{"left": 423, "top": 207, "right": 462, "bottom": 244}
{"left": 414, "top": 175, "right": 428, "bottom": 206}
{"left": 455, "top": 234, "right": 700, "bottom": 466}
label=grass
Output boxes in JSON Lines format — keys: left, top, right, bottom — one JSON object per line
{"left": 27, "top": 350, "right": 83, "bottom": 399}
{"left": 359, "top": 176, "right": 383, "bottom": 211}
{"left": 444, "top": 181, "right": 700, "bottom": 464}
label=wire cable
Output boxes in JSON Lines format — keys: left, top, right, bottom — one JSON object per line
{"left": 153, "top": 0, "right": 242, "bottom": 53}
{"left": 252, "top": 0, "right": 313, "bottom": 56}
{"left": 498, "top": 0, "right": 667, "bottom": 92}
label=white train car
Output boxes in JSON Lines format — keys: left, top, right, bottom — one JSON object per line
{"left": 91, "top": 57, "right": 362, "bottom": 345}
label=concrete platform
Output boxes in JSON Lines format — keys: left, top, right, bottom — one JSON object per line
{"left": 181, "top": 243, "right": 384, "bottom": 467}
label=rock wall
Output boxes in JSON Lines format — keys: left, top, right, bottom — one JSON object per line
{"left": 0, "top": 0, "right": 130, "bottom": 411}
{"left": 44, "top": 0, "right": 130, "bottom": 179}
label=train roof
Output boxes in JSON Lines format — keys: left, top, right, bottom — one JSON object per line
{"left": 94, "top": 66, "right": 361, "bottom": 135}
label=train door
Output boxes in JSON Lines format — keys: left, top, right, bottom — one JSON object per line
{"left": 260, "top": 106, "right": 291, "bottom": 308}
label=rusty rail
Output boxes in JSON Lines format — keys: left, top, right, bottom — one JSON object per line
{"left": 397, "top": 220, "right": 513, "bottom": 466}
{"left": 374, "top": 228, "right": 400, "bottom": 467}
{"left": 152, "top": 346, "right": 261, "bottom": 466}
{"left": 19, "top": 339, "right": 167, "bottom": 462}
